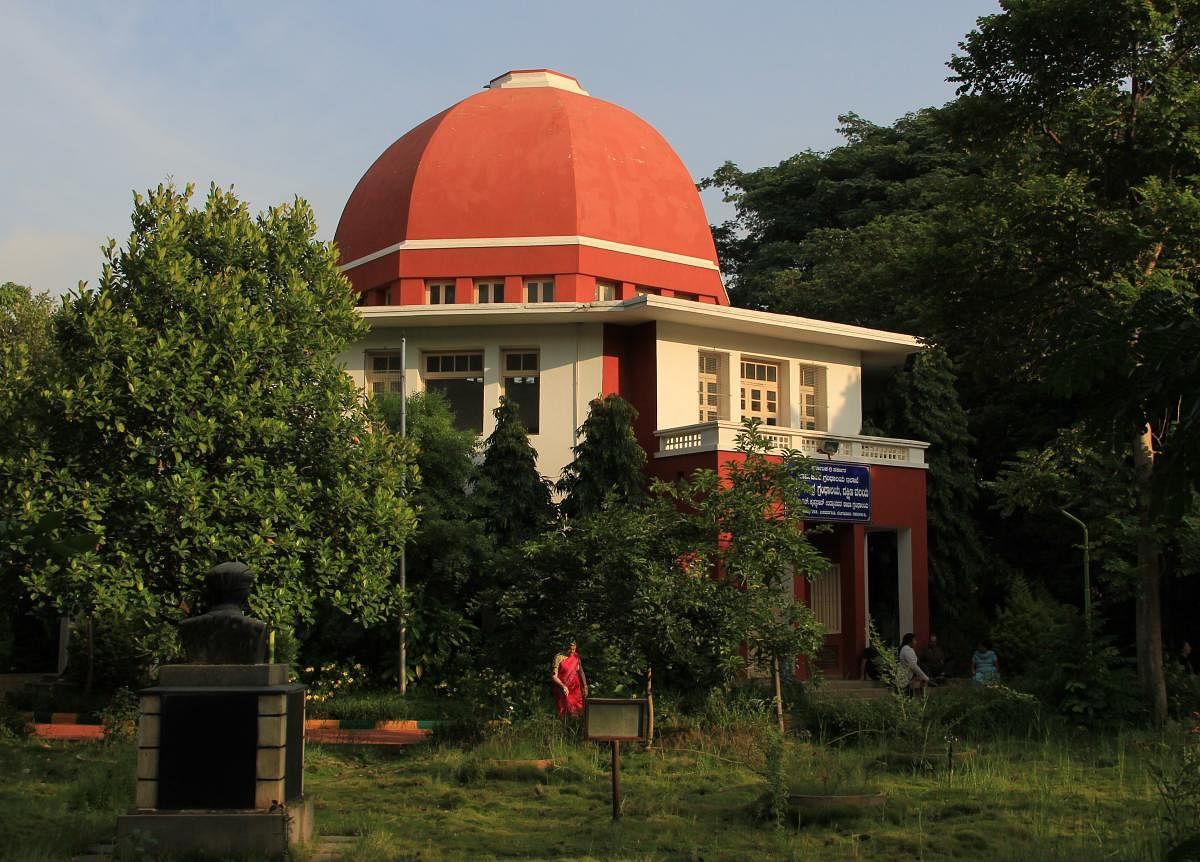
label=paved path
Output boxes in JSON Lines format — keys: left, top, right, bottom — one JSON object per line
{"left": 305, "top": 727, "right": 428, "bottom": 746}
{"left": 31, "top": 723, "right": 104, "bottom": 741}
{"left": 29, "top": 721, "right": 429, "bottom": 746}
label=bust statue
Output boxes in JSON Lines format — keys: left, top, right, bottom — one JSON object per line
{"left": 178, "top": 562, "right": 268, "bottom": 664}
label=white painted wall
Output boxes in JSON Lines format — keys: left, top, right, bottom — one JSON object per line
{"left": 654, "top": 320, "right": 864, "bottom": 435}
{"left": 339, "top": 323, "right": 605, "bottom": 481}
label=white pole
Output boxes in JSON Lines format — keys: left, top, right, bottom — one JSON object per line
{"left": 399, "top": 336, "right": 408, "bottom": 695}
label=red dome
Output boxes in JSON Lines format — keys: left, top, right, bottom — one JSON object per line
{"left": 335, "top": 70, "right": 726, "bottom": 304}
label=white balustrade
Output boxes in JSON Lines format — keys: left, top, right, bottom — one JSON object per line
{"left": 653, "top": 421, "right": 927, "bottom": 468}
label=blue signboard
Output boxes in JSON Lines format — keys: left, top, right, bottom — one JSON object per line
{"left": 801, "top": 462, "right": 871, "bottom": 523}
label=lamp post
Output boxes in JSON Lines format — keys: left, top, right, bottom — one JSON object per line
{"left": 399, "top": 336, "right": 407, "bottom": 695}
{"left": 1060, "top": 509, "right": 1092, "bottom": 633}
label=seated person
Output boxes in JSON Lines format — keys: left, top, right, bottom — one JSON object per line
{"left": 971, "top": 641, "right": 1000, "bottom": 685}
{"left": 860, "top": 643, "right": 881, "bottom": 681}
{"left": 919, "top": 634, "right": 947, "bottom": 683}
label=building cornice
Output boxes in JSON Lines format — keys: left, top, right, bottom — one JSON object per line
{"left": 357, "top": 294, "right": 923, "bottom": 363}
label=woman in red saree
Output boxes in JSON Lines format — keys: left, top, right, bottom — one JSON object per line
{"left": 552, "top": 641, "right": 588, "bottom": 717}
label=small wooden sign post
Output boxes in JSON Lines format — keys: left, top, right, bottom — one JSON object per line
{"left": 584, "top": 698, "right": 648, "bottom": 820}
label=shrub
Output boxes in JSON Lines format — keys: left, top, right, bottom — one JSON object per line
{"left": 1149, "top": 727, "right": 1200, "bottom": 858}
{"left": 992, "top": 578, "right": 1140, "bottom": 726}
{"left": 793, "top": 693, "right": 899, "bottom": 745}
{"left": 925, "top": 683, "right": 1044, "bottom": 740}
{"left": 0, "top": 695, "right": 30, "bottom": 740}
{"left": 99, "top": 686, "right": 140, "bottom": 745}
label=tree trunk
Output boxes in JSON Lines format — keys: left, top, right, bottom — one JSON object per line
{"left": 83, "top": 616, "right": 94, "bottom": 700}
{"left": 773, "top": 656, "right": 785, "bottom": 735}
{"left": 645, "top": 666, "right": 655, "bottom": 749}
{"left": 1133, "top": 425, "right": 1168, "bottom": 726}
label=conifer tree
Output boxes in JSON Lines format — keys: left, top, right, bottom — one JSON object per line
{"left": 475, "top": 396, "right": 554, "bottom": 545}
{"left": 557, "top": 394, "right": 647, "bottom": 519}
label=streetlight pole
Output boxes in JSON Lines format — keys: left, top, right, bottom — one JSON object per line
{"left": 399, "top": 336, "right": 408, "bottom": 695}
{"left": 1060, "top": 509, "right": 1092, "bottom": 633}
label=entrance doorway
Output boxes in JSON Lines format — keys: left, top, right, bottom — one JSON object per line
{"left": 867, "top": 531, "right": 899, "bottom": 646}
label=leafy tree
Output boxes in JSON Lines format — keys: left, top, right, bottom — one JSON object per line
{"left": 0, "top": 282, "right": 56, "bottom": 366}
{"left": 8, "top": 183, "right": 417, "bottom": 667}
{"left": 705, "top": 0, "right": 1200, "bottom": 724}
{"left": 866, "top": 348, "right": 990, "bottom": 625}
{"left": 942, "top": 0, "right": 1200, "bottom": 723}
{"left": 702, "top": 109, "right": 973, "bottom": 321}
{"left": 659, "top": 421, "right": 827, "bottom": 689}
{"left": 377, "top": 391, "right": 490, "bottom": 683}
{"left": 526, "top": 495, "right": 736, "bottom": 696}
{"left": 0, "top": 282, "right": 83, "bottom": 672}
{"left": 557, "top": 394, "right": 647, "bottom": 519}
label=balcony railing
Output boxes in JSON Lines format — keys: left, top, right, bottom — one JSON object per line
{"left": 655, "top": 421, "right": 928, "bottom": 468}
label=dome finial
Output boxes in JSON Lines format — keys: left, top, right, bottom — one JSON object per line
{"left": 488, "top": 69, "right": 589, "bottom": 96}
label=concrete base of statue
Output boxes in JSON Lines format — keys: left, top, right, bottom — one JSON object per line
{"left": 118, "top": 662, "right": 308, "bottom": 857}
{"left": 117, "top": 796, "right": 313, "bottom": 856}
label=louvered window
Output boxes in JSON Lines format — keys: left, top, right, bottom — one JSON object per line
{"left": 698, "top": 352, "right": 727, "bottom": 422}
{"left": 811, "top": 564, "right": 842, "bottom": 634}
{"left": 798, "top": 364, "right": 828, "bottom": 431}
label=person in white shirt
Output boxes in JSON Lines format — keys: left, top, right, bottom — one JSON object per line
{"left": 898, "top": 632, "right": 930, "bottom": 696}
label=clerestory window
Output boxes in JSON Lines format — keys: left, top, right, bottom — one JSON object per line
{"left": 426, "top": 280, "right": 456, "bottom": 304}
{"left": 525, "top": 279, "right": 555, "bottom": 303}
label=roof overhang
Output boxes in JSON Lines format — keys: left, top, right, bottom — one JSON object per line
{"left": 357, "top": 294, "right": 923, "bottom": 367}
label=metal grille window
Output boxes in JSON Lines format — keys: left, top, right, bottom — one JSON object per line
{"left": 366, "top": 353, "right": 405, "bottom": 396}
{"left": 525, "top": 279, "right": 554, "bottom": 303}
{"left": 423, "top": 351, "right": 484, "bottom": 433}
{"left": 475, "top": 280, "right": 503, "bottom": 303}
{"left": 502, "top": 350, "right": 540, "bottom": 434}
{"left": 426, "top": 281, "right": 456, "bottom": 304}
{"left": 740, "top": 359, "right": 780, "bottom": 426}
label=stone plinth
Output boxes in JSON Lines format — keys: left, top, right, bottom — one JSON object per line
{"left": 157, "top": 663, "right": 290, "bottom": 687}
{"left": 120, "top": 664, "right": 308, "bottom": 855}
{"left": 117, "top": 797, "right": 313, "bottom": 857}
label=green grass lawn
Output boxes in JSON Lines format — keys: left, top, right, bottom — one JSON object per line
{"left": 299, "top": 720, "right": 1166, "bottom": 862}
{"left": 0, "top": 720, "right": 1173, "bottom": 861}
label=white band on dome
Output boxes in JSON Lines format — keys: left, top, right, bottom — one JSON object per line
{"left": 339, "top": 235, "right": 719, "bottom": 273}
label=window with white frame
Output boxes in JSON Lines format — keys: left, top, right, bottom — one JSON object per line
{"left": 525, "top": 278, "right": 554, "bottom": 303}
{"left": 366, "top": 353, "right": 404, "bottom": 396}
{"left": 698, "top": 351, "right": 728, "bottom": 422}
{"left": 475, "top": 280, "right": 503, "bottom": 303}
{"left": 423, "top": 351, "right": 484, "bottom": 433}
{"left": 594, "top": 280, "right": 617, "bottom": 301}
{"left": 502, "top": 350, "right": 540, "bottom": 434}
{"left": 740, "top": 359, "right": 781, "bottom": 426}
{"left": 426, "top": 280, "right": 456, "bottom": 304}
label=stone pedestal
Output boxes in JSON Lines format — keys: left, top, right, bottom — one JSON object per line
{"left": 117, "top": 664, "right": 310, "bottom": 857}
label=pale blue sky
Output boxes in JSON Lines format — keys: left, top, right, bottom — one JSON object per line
{"left": 0, "top": 1, "right": 1000, "bottom": 296}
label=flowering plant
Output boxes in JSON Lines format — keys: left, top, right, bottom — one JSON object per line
{"left": 300, "top": 662, "right": 368, "bottom": 706}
